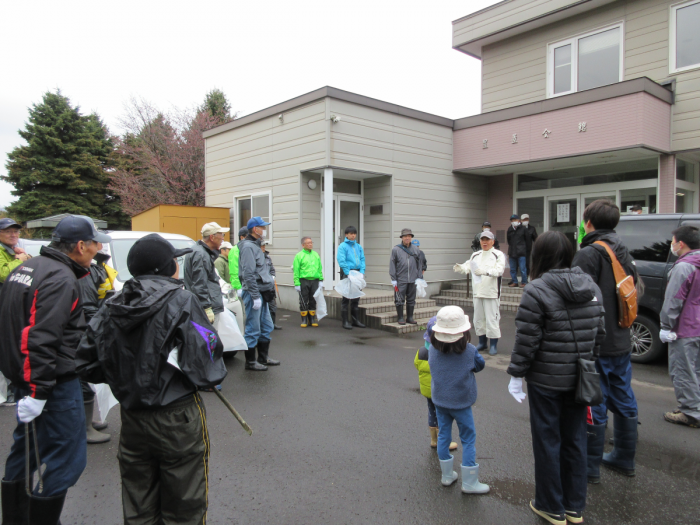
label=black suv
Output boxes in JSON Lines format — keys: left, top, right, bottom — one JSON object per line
{"left": 615, "top": 213, "right": 700, "bottom": 363}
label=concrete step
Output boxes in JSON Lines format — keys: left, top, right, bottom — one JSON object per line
{"left": 361, "top": 298, "right": 436, "bottom": 314}
{"left": 433, "top": 295, "right": 521, "bottom": 313}
{"left": 366, "top": 306, "right": 440, "bottom": 329}
{"left": 357, "top": 294, "right": 395, "bottom": 305}
{"left": 381, "top": 317, "right": 434, "bottom": 334}
{"left": 441, "top": 289, "right": 523, "bottom": 303}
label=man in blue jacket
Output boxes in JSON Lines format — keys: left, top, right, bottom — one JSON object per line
{"left": 336, "top": 226, "right": 366, "bottom": 330}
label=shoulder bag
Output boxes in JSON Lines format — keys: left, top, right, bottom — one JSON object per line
{"left": 593, "top": 241, "right": 638, "bottom": 328}
{"left": 564, "top": 303, "right": 603, "bottom": 406}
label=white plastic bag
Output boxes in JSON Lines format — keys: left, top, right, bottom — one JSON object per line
{"left": 334, "top": 270, "right": 366, "bottom": 299}
{"left": 217, "top": 308, "right": 248, "bottom": 351}
{"left": 415, "top": 278, "right": 428, "bottom": 298}
{"left": 92, "top": 383, "right": 119, "bottom": 423}
{"left": 313, "top": 286, "right": 328, "bottom": 320}
{"left": 0, "top": 372, "right": 7, "bottom": 404}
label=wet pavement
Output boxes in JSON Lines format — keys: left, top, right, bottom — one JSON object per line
{"left": 1, "top": 310, "right": 698, "bottom": 524}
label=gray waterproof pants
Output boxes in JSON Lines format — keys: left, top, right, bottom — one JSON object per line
{"left": 668, "top": 337, "right": 700, "bottom": 420}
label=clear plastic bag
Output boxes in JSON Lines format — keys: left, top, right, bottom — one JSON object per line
{"left": 313, "top": 286, "right": 328, "bottom": 320}
{"left": 334, "top": 270, "right": 366, "bottom": 299}
{"left": 415, "top": 278, "right": 428, "bottom": 298}
{"left": 217, "top": 308, "right": 248, "bottom": 351}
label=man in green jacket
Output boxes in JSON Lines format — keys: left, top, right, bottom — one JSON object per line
{"left": 0, "top": 218, "right": 29, "bottom": 289}
{"left": 229, "top": 227, "right": 247, "bottom": 294}
{"left": 293, "top": 237, "right": 323, "bottom": 327}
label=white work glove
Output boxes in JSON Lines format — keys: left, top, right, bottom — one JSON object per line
{"left": 295, "top": 286, "right": 301, "bottom": 292}
{"left": 391, "top": 280, "right": 397, "bottom": 287}
{"left": 273, "top": 276, "right": 276, "bottom": 281}
{"left": 237, "top": 289, "right": 243, "bottom": 298}
{"left": 18, "top": 397, "right": 46, "bottom": 423}
{"left": 253, "top": 297, "right": 262, "bottom": 310}
{"left": 508, "top": 377, "right": 527, "bottom": 404}
{"left": 204, "top": 308, "right": 215, "bottom": 324}
{"left": 473, "top": 267, "right": 485, "bottom": 276}
{"left": 659, "top": 330, "right": 677, "bottom": 343}
{"left": 453, "top": 263, "right": 467, "bottom": 275}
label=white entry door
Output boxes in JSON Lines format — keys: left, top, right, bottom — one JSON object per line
{"left": 333, "top": 194, "right": 363, "bottom": 284}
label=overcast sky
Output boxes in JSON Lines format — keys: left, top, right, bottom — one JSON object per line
{"left": 0, "top": 0, "right": 498, "bottom": 209}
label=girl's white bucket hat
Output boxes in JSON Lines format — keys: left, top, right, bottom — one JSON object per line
{"left": 432, "top": 305, "right": 471, "bottom": 343}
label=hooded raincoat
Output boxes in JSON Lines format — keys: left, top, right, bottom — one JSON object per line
{"left": 337, "top": 238, "right": 365, "bottom": 277}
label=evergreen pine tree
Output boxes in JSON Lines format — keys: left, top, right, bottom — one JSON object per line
{"left": 3, "top": 91, "right": 130, "bottom": 230}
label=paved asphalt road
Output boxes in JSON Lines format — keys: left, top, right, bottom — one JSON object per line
{"left": 1, "top": 310, "right": 698, "bottom": 525}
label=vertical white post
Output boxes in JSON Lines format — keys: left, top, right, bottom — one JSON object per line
{"left": 323, "top": 168, "right": 334, "bottom": 291}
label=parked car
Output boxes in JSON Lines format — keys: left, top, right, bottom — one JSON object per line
{"left": 614, "top": 214, "right": 700, "bottom": 363}
{"left": 20, "top": 239, "right": 49, "bottom": 257}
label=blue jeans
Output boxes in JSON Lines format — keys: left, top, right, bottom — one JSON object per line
{"left": 242, "top": 290, "right": 273, "bottom": 349}
{"left": 435, "top": 405, "right": 476, "bottom": 466}
{"left": 591, "top": 354, "right": 638, "bottom": 425}
{"left": 5, "top": 379, "right": 87, "bottom": 496}
{"left": 509, "top": 256, "right": 528, "bottom": 284}
{"left": 426, "top": 398, "right": 438, "bottom": 427}
{"left": 528, "top": 384, "right": 587, "bottom": 515}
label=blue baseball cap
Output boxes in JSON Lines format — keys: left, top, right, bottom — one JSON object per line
{"left": 411, "top": 239, "right": 420, "bottom": 247}
{"left": 247, "top": 216, "right": 271, "bottom": 229}
{"left": 52, "top": 215, "right": 111, "bottom": 244}
{"left": 510, "top": 214, "right": 519, "bottom": 220}
{"left": 0, "top": 218, "right": 21, "bottom": 230}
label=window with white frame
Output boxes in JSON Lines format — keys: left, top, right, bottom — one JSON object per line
{"left": 235, "top": 192, "right": 272, "bottom": 242}
{"left": 670, "top": 0, "right": 700, "bottom": 73}
{"left": 547, "top": 24, "right": 623, "bottom": 97}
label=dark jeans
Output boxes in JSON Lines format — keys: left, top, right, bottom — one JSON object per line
{"left": 528, "top": 383, "right": 587, "bottom": 515}
{"left": 119, "top": 394, "right": 209, "bottom": 525}
{"left": 4, "top": 378, "right": 87, "bottom": 497}
{"left": 299, "top": 279, "right": 319, "bottom": 311}
{"left": 509, "top": 256, "right": 528, "bottom": 284}
{"left": 394, "top": 282, "right": 417, "bottom": 307}
{"left": 426, "top": 397, "right": 438, "bottom": 427}
{"left": 591, "top": 354, "right": 638, "bottom": 425}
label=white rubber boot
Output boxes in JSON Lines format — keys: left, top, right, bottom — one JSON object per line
{"left": 439, "top": 456, "right": 458, "bottom": 486}
{"left": 461, "top": 464, "right": 490, "bottom": 494}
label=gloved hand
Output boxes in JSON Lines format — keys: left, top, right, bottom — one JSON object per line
{"left": 659, "top": 330, "right": 677, "bottom": 343}
{"left": 391, "top": 280, "right": 397, "bottom": 287}
{"left": 253, "top": 297, "right": 262, "bottom": 310}
{"left": 295, "top": 286, "right": 301, "bottom": 292}
{"left": 473, "top": 267, "right": 485, "bottom": 276}
{"left": 237, "top": 289, "right": 243, "bottom": 298}
{"left": 508, "top": 377, "right": 527, "bottom": 403}
{"left": 18, "top": 397, "right": 46, "bottom": 423}
{"left": 453, "top": 263, "right": 466, "bottom": 275}
{"left": 205, "top": 308, "right": 215, "bottom": 324}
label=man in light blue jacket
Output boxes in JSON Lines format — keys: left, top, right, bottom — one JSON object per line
{"left": 336, "top": 225, "right": 366, "bottom": 330}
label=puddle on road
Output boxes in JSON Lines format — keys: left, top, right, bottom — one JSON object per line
{"left": 487, "top": 478, "right": 535, "bottom": 506}
{"left": 300, "top": 340, "right": 318, "bottom": 347}
{"left": 352, "top": 341, "right": 366, "bottom": 345}
{"left": 636, "top": 447, "right": 700, "bottom": 481}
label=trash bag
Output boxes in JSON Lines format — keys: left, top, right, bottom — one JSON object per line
{"left": 217, "top": 308, "right": 248, "bottom": 351}
{"left": 415, "top": 278, "right": 428, "bottom": 298}
{"left": 334, "top": 270, "right": 366, "bottom": 299}
{"left": 92, "top": 383, "right": 119, "bottom": 423}
{"left": 314, "top": 286, "right": 328, "bottom": 320}
{"left": 0, "top": 372, "right": 7, "bottom": 404}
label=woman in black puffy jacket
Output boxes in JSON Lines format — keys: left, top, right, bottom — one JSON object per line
{"left": 507, "top": 231, "right": 605, "bottom": 525}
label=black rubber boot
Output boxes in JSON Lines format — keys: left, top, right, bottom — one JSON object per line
{"left": 586, "top": 423, "right": 606, "bottom": 484}
{"left": 300, "top": 311, "right": 308, "bottom": 328}
{"left": 309, "top": 311, "right": 319, "bottom": 327}
{"left": 2, "top": 478, "right": 28, "bottom": 525}
{"left": 351, "top": 304, "right": 366, "bottom": 328}
{"left": 406, "top": 305, "right": 416, "bottom": 325}
{"left": 342, "top": 304, "right": 352, "bottom": 330}
{"left": 396, "top": 305, "right": 405, "bottom": 325}
{"left": 245, "top": 348, "right": 268, "bottom": 371}
{"left": 602, "top": 416, "right": 637, "bottom": 476}
{"left": 28, "top": 492, "right": 66, "bottom": 525}
{"left": 475, "top": 335, "right": 487, "bottom": 352}
{"left": 257, "top": 340, "right": 280, "bottom": 366}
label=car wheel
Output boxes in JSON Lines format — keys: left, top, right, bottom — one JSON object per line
{"left": 630, "top": 313, "right": 664, "bottom": 364}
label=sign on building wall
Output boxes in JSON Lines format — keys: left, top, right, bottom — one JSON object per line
{"left": 557, "top": 203, "right": 570, "bottom": 223}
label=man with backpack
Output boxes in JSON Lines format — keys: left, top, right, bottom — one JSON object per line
{"left": 572, "top": 199, "right": 639, "bottom": 483}
{"left": 390, "top": 228, "right": 422, "bottom": 325}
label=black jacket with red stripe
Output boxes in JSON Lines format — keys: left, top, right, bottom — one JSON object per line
{"left": 0, "top": 246, "right": 88, "bottom": 400}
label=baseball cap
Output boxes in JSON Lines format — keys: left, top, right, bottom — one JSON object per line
{"left": 127, "top": 233, "right": 193, "bottom": 277}
{"left": 479, "top": 230, "right": 495, "bottom": 240}
{"left": 521, "top": 214, "right": 530, "bottom": 220}
{"left": 201, "top": 222, "right": 230, "bottom": 237}
{"left": 510, "top": 214, "right": 519, "bottom": 220}
{"left": 238, "top": 227, "right": 249, "bottom": 238}
{"left": 411, "top": 239, "right": 420, "bottom": 247}
{"left": 220, "top": 241, "right": 233, "bottom": 250}
{"left": 247, "top": 216, "right": 271, "bottom": 229}
{"left": 0, "top": 218, "right": 22, "bottom": 230}
{"left": 52, "top": 215, "right": 111, "bottom": 244}
{"left": 482, "top": 221, "right": 491, "bottom": 228}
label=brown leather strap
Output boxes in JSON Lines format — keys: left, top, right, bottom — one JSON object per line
{"left": 593, "top": 241, "right": 628, "bottom": 284}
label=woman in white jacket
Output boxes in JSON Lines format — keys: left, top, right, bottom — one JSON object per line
{"left": 453, "top": 231, "right": 506, "bottom": 355}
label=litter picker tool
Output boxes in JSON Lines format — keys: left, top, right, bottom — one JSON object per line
{"left": 25, "top": 421, "right": 43, "bottom": 496}
{"left": 213, "top": 389, "right": 253, "bottom": 436}
{"left": 297, "top": 289, "right": 309, "bottom": 312}
{"left": 394, "top": 284, "right": 404, "bottom": 305}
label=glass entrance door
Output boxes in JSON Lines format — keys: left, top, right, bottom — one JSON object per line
{"left": 547, "top": 195, "right": 579, "bottom": 252}
{"left": 333, "top": 194, "right": 363, "bottom": 283}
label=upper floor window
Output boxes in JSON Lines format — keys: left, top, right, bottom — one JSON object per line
{"left": 547, "top": 24, "right": 623, "bottom": 98}
{"left": 670, "top": 0, "right": 700, "bottom": 73}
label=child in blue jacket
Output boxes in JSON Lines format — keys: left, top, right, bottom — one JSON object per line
{"left": 336, "top": 226, "right": 366, "bottom": 330}
{"left": 429, "top": 306, "right": 488, "bottom": 494}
